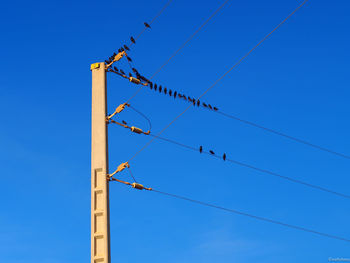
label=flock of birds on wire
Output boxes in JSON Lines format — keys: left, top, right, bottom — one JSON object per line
{"left": 104, "top": 22, "right": 220, "bottom": 113}
{"left": 105, "top": 21, "right": 227, "bottom": 162}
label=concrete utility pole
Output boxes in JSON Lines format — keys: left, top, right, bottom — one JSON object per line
{"left": 91, "top": 62, "right": 111, "bottom": 263}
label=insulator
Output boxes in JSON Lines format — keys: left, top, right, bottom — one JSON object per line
{"left": 131, "top": 126, "right": 143, "bottom": 134}
{"left": 129, "top": 77, "right": 141, "bottom": 84}
{"left": 132, "top": 182, "right": 144, "bottom": 190}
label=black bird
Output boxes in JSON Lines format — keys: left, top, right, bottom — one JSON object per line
{"left": 129, "top": 73, "right": 132, "bottom": 77}
{"left": 144, "top": 22, "right": 151, "bottom": 28}
{"left": 208, "top": 104, "right": 213, "bottom": 110}
{"left": 209, "top": 150, "right": 215, "bottom": 155}
{"left": 132, "top": 68, "right": 138, "bottom": 73}
{"left": 120, "top": 47, "right": 125, "bottom": 52}
{"left": 126, "top": 56, "right": 132, "bottom": 62}
{"left": 159, "top": 85, "right": 162, "bottom": 92}
{"left": 202, "top": 103, "right": 208, "bottom": 108}
{"left": 213, "top": 107, "right": 218, "bottom": 111}
{"left": 199, "top": 146, "right": 203, "bottom": 153}
{"left": 118, "top": 48, "right": 122, "bottom": 53}
{"left": 169, "top": 90, "right": 172, "bottom": 96}
{"left": 113, "top": 66, "right": 119, "bottom": 72}
{"left": 223, "top": 153, "right": 226, "bottom": 161}
{"left": 130, "top": 36, "right": 136, "bottom": 43}
{"left": 122, "top": 120, "right": 127, "bottom": 125}
{"left": 123, "top": 45, "right": 130, "bottom": 51}
{"left": 197, "top": 100, "right": 200, "bottom": 106}
{"left": 105, "top": 60, "right": 109, "bottom": 64}
{"left": 192, "top": 100, "right": 196, "bottom": 106}
{"left": 150, "top": 82, "right": 153, "bottom": 89}
{"left": 174, "top": 91, "right": 177, "bottom": 98}
{"left": 164, "top": 87, "right": 167, "bottom": 94}
{"left": 154, "top": 84, "right": 158, "bottom": 91}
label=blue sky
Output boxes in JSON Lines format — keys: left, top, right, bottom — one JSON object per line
{"left": 1, "top": 0, "right": 350, "bottom": 262}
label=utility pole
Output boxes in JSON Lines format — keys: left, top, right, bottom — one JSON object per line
{"left": 91, "top": 62, "right": 111, "bottom": 263}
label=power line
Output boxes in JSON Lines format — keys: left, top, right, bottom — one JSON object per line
{"left": 214, "top": 110, "right": 350, "bottom": 160}
{"left": 126, "top": 0, "right": 309, "bottom": 162}
{"left": 125, "top": 0, "right": 231, "bottom": 103}
{"left": 146, "top": 133, "right": 350, "bottom": 199}
{"left": 149, "top": 188, "right": 350, "bottom": 243}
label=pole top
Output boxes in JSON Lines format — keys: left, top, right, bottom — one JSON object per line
{"left": 90, "top": 62, "right": 104, "bottom": 71}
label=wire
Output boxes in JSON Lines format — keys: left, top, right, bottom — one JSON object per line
{"left": 132, "top": 0, "right": 174, "bottom": 48}
{"left": 128, "top": 167, "right": 137, "bottom": 183}
{"left": 127, "top": 0, "right": 309, "bottom": 162}
{"left": 149, "top": 188, "right": 350, "bottom": 243}
{"left": 146, "top": 133, "right": 350, "bottom": 199}
{"left": 129, "top": 105, "right": 152, "bottom": 131}
{"left": 125, "top": 0, "right": 231, "bottom": 104}
{"left": 214, "top": 110, "right": 350, "bottom": 160}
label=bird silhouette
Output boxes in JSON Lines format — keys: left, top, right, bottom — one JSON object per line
{"left": 159, "top": 85, "right": 162, "bottom": 92}
{"left": 223, "top": 153, "right": 226, "bottom": 161}
{"left": 126, "top": 56, "right": 132, "bottom": 62}
{"left": 120, "top": 47, "right": 125, "bottom": 52}
{"left": 144, "top": 22, "right": 151, "bottom": 28}
{"left": 164, "top": 88, "right": 167, "bottom": 94}
{"left": 208, "top": 104, "right": 213, "bottom": 110}
{"left": 150, "top": 82, "right": 153, "bottom": 89}
{"left": 122, "top": 120, "right": 127, "bottom": 125}
{"left": 113, "top": 66, "right": 119, "bottom": 72}
{"left": 169, "top": 90, "right": 172, "bottom": 96}
{"left": 197, "top": 100, "right": 200, "bottom": 106}
{"left": 174, "top": 91, "right": 177, "bottom": 98}
{"left": 154, "top": 84, "right": 158, "bottom": 91}
{"left": 202, "top": 103, "right": 208, "bottom": 107}
{"left": 199, "top": 146, "right": 203, "bottom": 153}
{"left": 130, "top": 36, "right": 136, "bottom": 44}
{"left": 123, "top": 45, "right": 130, "bottom": 51}
{"left": 132, "top": 68, "right": 138, "bottom": 73}
{"left": 209, "top": 150, "right": 215, "bottom": 155}
{"left": 213, "top": 107, "right": 218, "bottom": 111}
{"left": 129, "top": 73, "right": 132, "bottom": 77}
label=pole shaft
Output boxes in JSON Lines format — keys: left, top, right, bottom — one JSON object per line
{"left": 91, "top": 62, "right": 110, "bottom": 263}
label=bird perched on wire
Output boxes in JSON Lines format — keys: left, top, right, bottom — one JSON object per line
{"left": 126, "top": 56, "right": 132, "bottom": 62}
{"left": 144, "top": 22, "right": 151, "bottom": 28}
{"left": 199, "top": 146, "right": 203, "bottom": 153}
{"left": 123, "top": 45, "right": 130, "bottom": 51}
{"left": 197, "top": 100, "right": 200, "bottom": 107}
{"left": 223, "top": 153, "right": 226, "bottom": 161}
{"left": 209, "top": 150, "right": 215, "bottom": 155}
{"left": 169, "top": 90, "right": 172, "bottom": 96}
{"left": 159, "top": 85, "right": 162, "bottom": 92}
{"left": 208, "top": 104, "right": 213, "bottom": 110}
{"left": 174, "top": 91, "right": 177, "bottom": 98}
{"left": 130, "top": 36, "right": 136, "bottom": 44}
{"left": 122, "top": 120, "right": 127, "bottom": 125}
{"left": 129, "top": 72, "right": 132, "bottom": 77}
{"left": 113, "top": 66, "right": 119, "bottom": 72}
{"left": 154, "top": 84, "right": 158, "bottom": 91}
{"left": 202, "top": 103, "right": 208, "bottom": 108}
{"left": 149, "top": 82, "right": 153, "bottom": 89}
{"left": 213, "top": 107, "right": 218, "bottom": 111}
{"left": 164, "top": 87, "right": 167, "bottom": 94}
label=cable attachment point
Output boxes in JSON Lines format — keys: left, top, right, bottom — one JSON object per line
{"left": 109, "top": 177, "right": 152, "bottom": 191}
{"left": 108, "top": 162, "right": 130, "bottom": 178}
{"left": 107, "top": 103, "right": 130, "bottom": 120}
{"left": 130, "top": 126, "right": 150, "bottom": 135}
{"left": 132, "top": 182, "right": 152, "bottom": 191}
{"left": 106, "top": 51, "right": 126, "bottom": 69}
{"left": 129, "top": 77, "right": 141, "bottom": 85}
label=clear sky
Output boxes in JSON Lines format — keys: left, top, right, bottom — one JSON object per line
{"left": 1, "top": 0, "right": 350, "bottom": 262}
